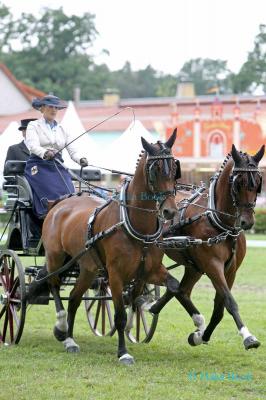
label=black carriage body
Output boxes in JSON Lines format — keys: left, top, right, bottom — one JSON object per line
{"left": 3, "top": 161, "right": 43, "bottom": 255}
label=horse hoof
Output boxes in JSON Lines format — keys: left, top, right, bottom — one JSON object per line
{"left": 244, "top": 336, "right": 261, "bottom": 350}
{"left": 119, "top": 353, "right": 134, "bottom": 365}
{"left": 188, "top": 332, "right": 197, "bottom": 346}
{"left": 63, "top": 337, "right": 80, "bottom": 353}
{"left": 188, "top": 331, "right": 203, "bottom": 346}
{"left": 149, "top": 305, "right": 158, "bottom": 315}
{"left": 66, "top": 345, "right": 80, "bottom": 354}
{"left": 53, "top": 326, "right": 67, "bottom": 342}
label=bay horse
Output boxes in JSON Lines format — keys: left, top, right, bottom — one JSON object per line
{"left": 41, "top": 130, "right": 180, "bottom": 364}
{"left": 150, "top": 144, "right": 264, "bottom": 350}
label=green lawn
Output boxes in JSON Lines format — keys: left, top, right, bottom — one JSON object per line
{"left": 0, "top": 248, "right": 265, "bottom": 400}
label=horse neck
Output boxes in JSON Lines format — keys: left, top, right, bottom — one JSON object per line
{"left": 126, "top": 159, "right": 158, "bottom": 234}
{"left": 215, "top": 159, "right": 236, "bottom": 226}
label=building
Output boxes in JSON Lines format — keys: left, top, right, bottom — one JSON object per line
{"left": 0, "top": 63, "right": 265, "bottom": 184}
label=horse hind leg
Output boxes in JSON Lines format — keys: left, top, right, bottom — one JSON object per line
{"left": 46, "top": 253, "right": 68, "bottom": 342}
{"left": 64, "top": 259, "right": 97, "bottom": 353}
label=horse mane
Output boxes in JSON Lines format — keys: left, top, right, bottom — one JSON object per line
{"left": 217, "top": 150, "right": 250, "bottom": 178}
{"left": 135, "top": 150, "right": 145, "bottom": 170}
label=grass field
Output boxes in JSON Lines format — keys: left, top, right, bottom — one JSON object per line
{"left": 0, "top": 247, "right": 265, "bottom": 400}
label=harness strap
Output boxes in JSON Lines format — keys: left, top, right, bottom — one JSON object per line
{"left": 120, "top": 180, "right": 163, "bottom": 243}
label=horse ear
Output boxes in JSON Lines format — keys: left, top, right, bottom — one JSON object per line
{"left": 141, "top": 137, "right": 156, "bottom": 155}
{"left": 231, "top": 144, "right": 242, "bottom": 164}
{"left": 252, "top": 145, "right": 265, "bottom": 164}
{"left": 165, "top": 128, "right": 177, "bottom": 149}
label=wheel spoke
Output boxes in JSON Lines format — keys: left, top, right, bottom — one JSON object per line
{"left": 105, "top": 301, "right": 114, "bottom": 328}
{"left": 4, "top": 258, "right": 10, "bottom": 289}
{"left": 136, "top": 310, "right": 140, "bottom": 342}
{"left": 86, "top": 299, "right": 96, "bottom": 313}
{"left": 10, "top": 277, "right": 20, "bottom": 298}
{"left": 9, "top": 304, "right": 20, "bottom": 327}
{"left": 8, "top": 306, "right": 14, "bottom": 342}
{"left": 2, "top": 308, "right": 8, "bottom": 342}
{"left": 0, "top": 270, "right": 7, "bottom": 290}
{"left": 93, "top": 300, "right": 101, "bottom": 330}
{"left": 101, "top": 301, "right": 106, "bottom": 335}
{"left": 10, "top": 259, "right": 15, "bottom": 287}
{"left": 140, "top": 309, "right": 149, "bottom": 335}
{"left": 0, "top": 305, "right": 7, "bottom": 320}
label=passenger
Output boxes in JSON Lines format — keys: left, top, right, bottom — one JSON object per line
{"left": 25, "top": 95, "right": 88, "bottom": 218}
{"left": 3, "top": 118, "right": 37, "bottom": 175}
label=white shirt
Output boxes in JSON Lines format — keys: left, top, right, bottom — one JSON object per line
{"left": 25, "top": 117, "right": 83, "bottom": 164}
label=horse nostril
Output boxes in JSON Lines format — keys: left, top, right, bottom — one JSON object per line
{"left": 163, "top": 208, "right": 176, "bottom": 220}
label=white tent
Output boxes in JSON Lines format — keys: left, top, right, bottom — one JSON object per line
{"left": 0, "top": 121, "right": 20, "bottom": 183}
{"left": 100, "top": 120, "right": 155, "bottom": 173}
{"left": 60, "top": 101, "right": 100, "bottom": 168}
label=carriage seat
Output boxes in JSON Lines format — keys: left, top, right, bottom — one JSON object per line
{"left": 3, "top": 160, "right": 33, "bottom": 209}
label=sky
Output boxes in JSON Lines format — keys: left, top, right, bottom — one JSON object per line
{"left": 3, "top": 0, "right": 266, "bottom": 75}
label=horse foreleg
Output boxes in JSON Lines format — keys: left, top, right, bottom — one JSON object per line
{"left": 202, "top": 267, "right": 260, "bottom": 350}
{"left": 109, "top": 272, "right": 134, "bottom": 365}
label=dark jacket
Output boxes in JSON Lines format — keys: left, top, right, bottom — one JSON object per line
{"left": 4, "top": 141, "right": 30, "bottom": 175}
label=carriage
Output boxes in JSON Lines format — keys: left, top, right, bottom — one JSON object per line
{"left": 0, "top": 160, "right": 166, "bottom": 346}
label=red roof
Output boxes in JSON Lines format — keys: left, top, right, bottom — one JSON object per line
{"left": 0, "top": 63, "right": 45, "bottom": 103}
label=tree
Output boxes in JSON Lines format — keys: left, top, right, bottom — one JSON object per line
{"left": 178, "top": 58, "right": 231, "bottom": 95}
{"left": 231, "top": 24, "right": 266, "bottom": 93}
{"left": 0, "top": 3, "right": 16, "bottom": 52}
{"left": 0, "top": 6, "right": 99, "bottom": 99}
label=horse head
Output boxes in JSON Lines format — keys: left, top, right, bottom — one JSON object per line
{"left": 140, "top": 128, "right": 180, "bottom": 220}
{"left": 231, "top": 144, "right": 265, "bottom": 230}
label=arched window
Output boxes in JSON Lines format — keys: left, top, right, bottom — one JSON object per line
{"left": 208, "top": 131, "right": 225, "bottom": 157}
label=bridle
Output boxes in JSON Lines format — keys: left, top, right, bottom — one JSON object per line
{"left": 207, "top": 157, "right": 262, "bottom": 233}
{"left": 229, "top": 165, "right": 262, "bottom": 211}
{"left": 145, "top": 142, "right": 181, "bottom": 210}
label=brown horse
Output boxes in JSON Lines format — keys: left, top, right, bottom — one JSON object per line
{"left": 41, "top": 130, "right": 180, "bottom": 364}
{"left": 150, "top": 144, "right": 264, "bottom": 350}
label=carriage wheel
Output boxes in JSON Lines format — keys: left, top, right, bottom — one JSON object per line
{"left": 125, "top": 284, "right": 160, "bottom": 344}
{"left": 0, "top": 250, "right": 26, "bottom": 345}
{"left": 84, "top": 278, "right": 116, "bottom": 337}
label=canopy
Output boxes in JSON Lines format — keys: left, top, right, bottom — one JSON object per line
{"left": 99, "top": 120, "right": 155, "bottom": 174}
{"left": 60, "top": 101, "right": 100, "bottom": 168}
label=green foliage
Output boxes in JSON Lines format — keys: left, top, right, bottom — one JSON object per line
{"left": 254, "top": 208, "right": 266, "bottom": 233}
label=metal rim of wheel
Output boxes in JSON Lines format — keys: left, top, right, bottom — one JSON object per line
{"left": 84, "top": 279, "right": 116, "bottom": 337}
{"left": 125, "top": 284, "right": 160, "bottom": 344}
{"left": 0, "top": 250, "right": 26, "bottom": 345}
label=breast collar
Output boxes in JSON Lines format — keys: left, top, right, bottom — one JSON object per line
{"left": 119, "top": 179, "right": 163, "bottom": 243}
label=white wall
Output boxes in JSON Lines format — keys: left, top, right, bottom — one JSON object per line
{"left": 0, "top": 70, "right": 30, "bottom": 115}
